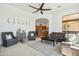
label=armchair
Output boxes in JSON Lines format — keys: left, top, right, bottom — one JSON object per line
{"left": 28, "top": 31, "right": 36, "bottom": 40}
{"left": 1, "top": 32, "right": 17, "bottom": 47}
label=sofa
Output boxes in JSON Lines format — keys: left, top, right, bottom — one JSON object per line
{"left": 61, "top": 31, "right": 79, "bottom": 56}
{"left": 41, "top": 32, "right": 66, "bottom": 46}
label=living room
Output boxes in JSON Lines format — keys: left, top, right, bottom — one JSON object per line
{"left": 0, "top": 3, "right": 79, "bottom": 56}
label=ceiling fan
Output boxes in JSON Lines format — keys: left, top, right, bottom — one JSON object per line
{"left": 29, "top": 3, "right": 51, "bottom": 14}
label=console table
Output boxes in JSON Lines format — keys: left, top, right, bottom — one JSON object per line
{"left": 17, "top": 30, "right": 27, "bottom": 43}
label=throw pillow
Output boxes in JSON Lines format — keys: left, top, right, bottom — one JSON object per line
{"left": 31, "top": 33, "right": 34, "bottom": 36}
{"left": 5, "top": 35, "right": 12, "bottom": 40}
{"left": 65, "top": 33, "right": 76, "bottom": 42}
{"left": 69, "top": 34, "right": 76, "bottom": 42}
{"left": 73, "top": 33, "right": 79, "bottom": 45}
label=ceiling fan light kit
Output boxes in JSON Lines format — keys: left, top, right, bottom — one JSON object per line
{"left": 29, "top": 3, "right": 51, "bottom": 14}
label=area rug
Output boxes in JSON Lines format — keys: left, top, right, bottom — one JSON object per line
{"left": 0, "top": 43, "right": 45, "bottom": 56}
{"left": 27, "top": 40, "right": 61, "bottom": 56}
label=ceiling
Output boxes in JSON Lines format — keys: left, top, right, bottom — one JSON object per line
{"left": 7, "top": 3, "right": 79, "bottom": 14}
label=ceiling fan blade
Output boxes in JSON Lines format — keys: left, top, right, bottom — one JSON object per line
{"left": 29, "top": 5, "right": 38, "bottom": 9}
{"left": 33, "top": 10, "right": 39, "bottom": 13}
{"left": 42, "top": 9, "right": 51, "bottom": 11}
{"left": 40, "top": 11, "right": 43, "bottom": 14}
{"left": 39, "top": 3, "right": 45, "bottom": 9}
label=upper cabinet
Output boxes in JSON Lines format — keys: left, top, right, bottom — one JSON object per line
{"left": 62, "top": 13, "right": 79, "bottom": 32}
{"left": 62, "top": 13, "right": 79, "bottom": 21}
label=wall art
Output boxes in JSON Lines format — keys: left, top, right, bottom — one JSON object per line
{"left": 13, "top": 18, "right": 15, "bottom": 24}
{"left": 18, "top": 19, "right": 20, "bottom": 24}
{"left": 26, "top": 21, "right": 27, "bottom": 25}
{"left": 22, "top": 20, "right": 23, "bottom": 25}
{"left": 7, "top": 17, "right": 10, "bottom": 23}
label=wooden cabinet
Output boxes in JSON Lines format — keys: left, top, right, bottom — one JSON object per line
{"left": 62, "top": 13, "right": 79, "bottom": 32}
{"left": 61, "top": 43, "right": 79, "bottom": 56}
{"left": 62, "top": 21, "right": 79, "bottom": 31}
{"left": 61, "top": 43, "right": 73, "bottom": 56}
{"left": 36, "top": 25, "right": 48, "bottom": 37}
{"left": 62, "top": 13, "right": 79, "bottom": 21}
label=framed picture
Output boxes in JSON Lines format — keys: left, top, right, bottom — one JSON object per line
{"left": 7, "top": 17, "right": 10, "bottom": 23}
{"left": 26, "top": 21, "right": 27, "bottom": 25}
{"left": 29, "top": 21, "right": 30, "bottom": 25}
{"left": 22, "top": 20, "right": 23, "bottom": 25}
{"left": 13, "top": 18, "right": 15, "bottom": 24}
{"left": 18, "top": 19, "right": 19, "bottom": 24}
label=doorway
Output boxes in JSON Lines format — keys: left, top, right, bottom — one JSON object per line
{"left": 35, "top": 18, "right": 49, "bottom": 38}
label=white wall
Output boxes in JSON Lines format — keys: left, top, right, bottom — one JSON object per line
{"left": 52, "top": 4, "right": 79, "bottom": 32}
{"left": 0, "top": 4, "right": 53, "bottom": 45}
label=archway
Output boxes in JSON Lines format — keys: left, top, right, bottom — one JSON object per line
{"left": 35, "top": 18, "right": 49, "bottom": 38}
